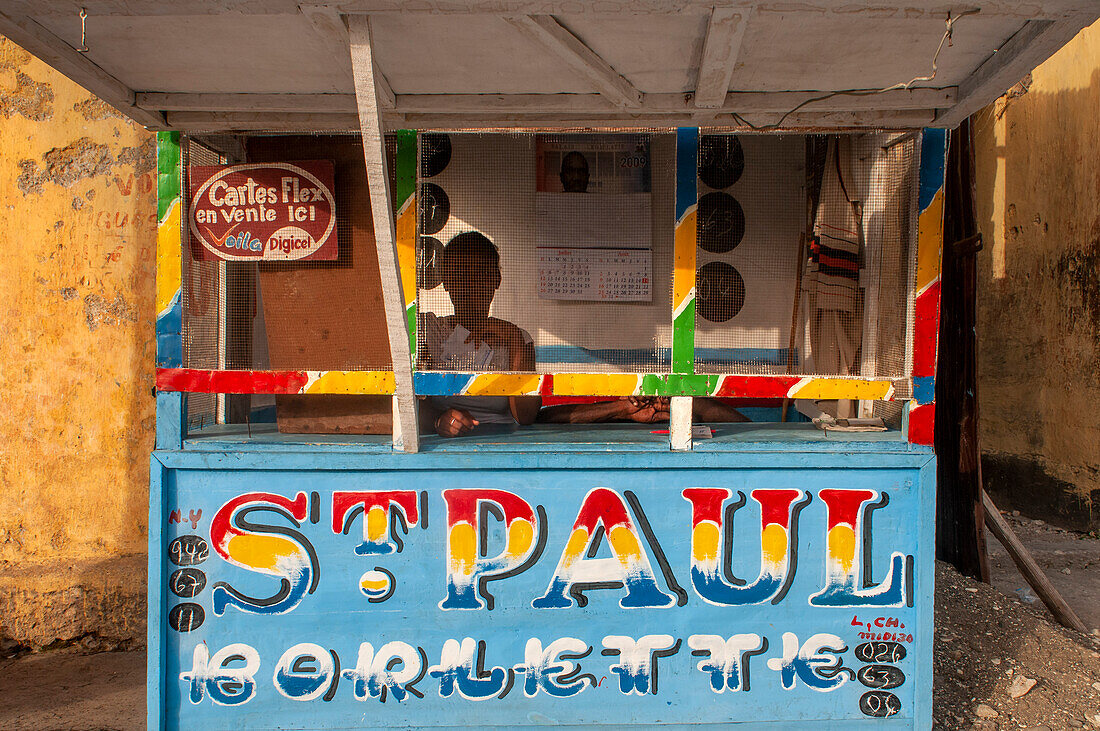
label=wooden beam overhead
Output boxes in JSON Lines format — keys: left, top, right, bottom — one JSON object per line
{"left": 0, "top": 10, "right": 166, "bottom": 129}
{"left": 694, "top": 7, "right": 750, "bottom": 109}
{"left": 165, "top": 106, "right": 936, "bottom": 132}
{"left": 142, "top": 87, "right": 955, "bottom": 115}
{"left": 300, "top": 4, "right": 395, "bottom": 108}
{"left": 504, "top": 15, "right": 642, "bottom": 108}
{"left": 934, "top": 18, "right": 1089, "bottom": 127}
{"left": 15, "top": 1, "right": 1100, "bottom": 21}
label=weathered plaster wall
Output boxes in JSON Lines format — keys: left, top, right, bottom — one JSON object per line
{"left": 973, "top": 20, "right": 1100, "bottom": 530}
{"left": 0, "top": 35, "right": 155, "bottom": 650}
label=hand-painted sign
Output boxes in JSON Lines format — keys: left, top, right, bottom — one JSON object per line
{"left": 158, "top": 458, "right": 934, "bottom": 728}
{"left": 188, "top": 161, "right": 337, "bottom": 261}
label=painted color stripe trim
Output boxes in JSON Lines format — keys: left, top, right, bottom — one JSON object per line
{"left": 156, "top": 369, "right": 395, "bottom": 395}
{"left": 395, "top": 129, "right": 418, "bottom": 356}
{"left": 155, "top": 131, "right": 183, "bottom": 370}
{"left": 672, "top": 127, "right": 699, "bottom": 374}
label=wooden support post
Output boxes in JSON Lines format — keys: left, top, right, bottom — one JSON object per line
{"left": 983, "top": 491, "right": 1088, "bottom": 634}
{"left": 935, "top": 120, "right": 990, "bottom": 581}
{"left": 348, "top": 15, "right": 420, "bottom": 453}
{"left": 670, "top": 396, "right": 693, "bottom": 451}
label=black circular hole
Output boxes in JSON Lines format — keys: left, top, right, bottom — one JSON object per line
{"left": 697, "top": 192, "right": 745, "bottom": 253}
{"left": 420, "top": 133, "right": 452, "bottom": 177}
{"left": 696, "top": 261, "right": 746, "bottom": 323}
{"left": 418, "top": 183, "right": 450, "bottom": 235}
{"left": 699, "top": 135, "right": 745, "bottom": 189}
{"left": 417, "top": 236, "right": 445, "bottom": 290}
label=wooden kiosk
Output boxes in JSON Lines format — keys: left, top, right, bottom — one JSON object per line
{"left": 2, "top": 2, "right": 1096, "bottom": 728}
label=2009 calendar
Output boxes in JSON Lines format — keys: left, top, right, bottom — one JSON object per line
{"left": 538, "top": 248, "right": 651, "bottom": 302}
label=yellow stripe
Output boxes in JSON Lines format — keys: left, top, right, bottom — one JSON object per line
{"left": 465, "top": 374, "right": 543, "bottom": 396}
{"left": 553, "top": 374, "right": 640, "bottom": 396}
{"left": 303, "top": 371, "right": 396, "bottom": 394}
{"left": 672, "top": 209, "right": 697, "bottom": 314}
{"left": 156, "top": 199, "right": 181, "bottom": 316}
{"left": 916, "top": 188, "right": 944, "bottom": 294}
{"left": 788, "top": 378, "right": 894, "bottom": 401}
{"left": 395, "top": 200, "right": 417, "bottom": 308}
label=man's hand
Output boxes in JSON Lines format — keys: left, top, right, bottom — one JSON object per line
{"left": 624, "top": 396, "right": 671, "bottom": 423}
{"left": 435, "top": 408, "right": 478, "bottom": 437}
{"left": 466, "top": 319, "right": 533, "bottom": 371}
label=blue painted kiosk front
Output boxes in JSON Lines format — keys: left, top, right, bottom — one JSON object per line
{"left": 150, "top": 128, "right": 946, "bottom": 729}
{"left": 151, "top": 424, "right": 934, "bottom": 728}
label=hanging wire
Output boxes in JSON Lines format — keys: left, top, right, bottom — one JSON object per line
{"left": 76, "top": 8, "right": 90, "bottom": 53}
{"left": 730, "top": 9, "right": 981, "bottom": 131}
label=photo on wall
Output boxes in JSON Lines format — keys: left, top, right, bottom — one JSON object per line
{"left": 534, "top": 134, "right": 653, "bottom": 302}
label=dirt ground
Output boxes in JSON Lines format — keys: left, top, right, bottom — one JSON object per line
{"left": 1, "top": 511, "right": 1097, "bottom": 731}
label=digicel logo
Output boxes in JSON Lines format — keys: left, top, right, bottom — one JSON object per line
{"left": 267, "top": 226, "right": 318, "bottom": 258}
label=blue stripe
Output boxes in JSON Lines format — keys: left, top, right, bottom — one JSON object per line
{"left": 918, "top": 129, "right": 947, "bottom": 212}
{"left": 912, "top": 376, "right": 935, "bottom": 405}
{"left": 155, "top": 290, "right": 182, "bottom": 369}
{"left": 534, "top": 345, "right": 795, "bottom": 368}
{"left": 413, "top": 372, "right": 476, "bottom": 395}
{"left": 675, "top": 127, "right": 698, "bottom": 221}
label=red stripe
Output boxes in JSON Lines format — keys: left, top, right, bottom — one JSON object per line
{"left": 156, "top": 368, "right": 309, "bottom": 394}
{"left": 907, "top": 403, "right": 935, "bottom": 445}
{"left": 713, "top": 376, "right": 801, "bottom": 398}
{"left": 817, "top": 252, "right": 859, "bottom": 272}
{"left": 912, "top": 280, "right": 940, "bottom": 377}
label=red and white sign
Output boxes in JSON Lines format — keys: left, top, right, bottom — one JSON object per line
{"left": 188, "top": 161, "right": 338, "bottom": 261}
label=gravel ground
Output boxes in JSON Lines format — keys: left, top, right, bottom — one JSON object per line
{"left": 934, "top": 560, "right": 1100, "bottom": 730}
{"left": 2, "top": 535, "right": 1097, "bottom": 730}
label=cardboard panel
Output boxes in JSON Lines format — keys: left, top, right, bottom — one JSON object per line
{"left": 248, "top": 135, "right": 392, "bottom": 434}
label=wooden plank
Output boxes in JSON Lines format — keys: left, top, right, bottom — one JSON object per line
{"left": 348, "top": 14, "right": 420, "bottom": 453}
{"left": 166, "top": 111, "right": 363, "bottom": 131}
{"left": 138, "top": 92, "right": 359, "bottom": 112}
{"left": 935, "top": 17, "right": 1097, "bottom": 127}
{"left": 694, "top": 7, "right": 750, "bottom": 109}
{"left": 301, "top": 4, "right": 395, "bottom": 108}
{"left": 983, "top": 491, "right": 1088, "bottom": 634}
{"left": 20, "top": 0, "right": 1098, "bottom": 21}
{"left": 140, "top": 88, "right": 954, "bottom": 115}
{"left": 669, "top": 396, "right": 693, "bottom": 451}
{"left": 504, "top": 14, "right": 642, "bottom": 107}
{"left": 0, "top": 10, "right": 166, "bottom": 129}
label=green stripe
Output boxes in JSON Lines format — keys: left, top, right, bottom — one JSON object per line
{"left": 671, "top": 300, "right": 695, "bottom": 374}
{"left": 156, "top": 131, "right": 181, "bottom": 222}
{"left": 395, "top": 129, "right": 416, "bottom": 210}
{"left": 639, "top": 373, "right": 718, "bottom": 396}
{"left": 406, "top": 304, "right": 417, "bottom": 364}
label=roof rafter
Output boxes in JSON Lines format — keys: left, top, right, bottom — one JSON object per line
{"left": 504, "top": 14, "right": 642, "bottom": 108}
{"left": 694, "top": 6, "right": 751, "bottom": 109}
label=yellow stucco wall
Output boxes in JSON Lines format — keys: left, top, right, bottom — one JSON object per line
{"left": 0, "top": 35, "right": 155, "bottom": 648}
{"left": 973, "top": 19, "right": 1100, "bottom": 528}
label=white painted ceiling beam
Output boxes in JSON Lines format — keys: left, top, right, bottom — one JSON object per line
{"left": 0, "top": 10, "right": 166, "bottom": 128}
{"left": 934, "top": 18, "right": 1090, "bottom": 127}
{"left": 300, "top": 5, "right": 394, "bottom": 108}
{"left": 13, "top": 1, "right": 1100, "bottom": 21}
{"left": 141, "top": 88, "right": 955, "bottom": 114}
{"left": 504, "top": 15, "right": 642, "bottom": 108}
{"left": 165, "top": 107, "right": 936, "bottom": 132}
{"left": 694, "top": 7, "right": 750, "bottom": 109}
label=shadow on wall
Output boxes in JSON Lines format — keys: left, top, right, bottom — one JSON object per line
{"left": 972, "top": 55, "right": 1100, "bottom": 530}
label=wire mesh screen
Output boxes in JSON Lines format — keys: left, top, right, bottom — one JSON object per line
{"left": 179, "top": 133, "right": 396, "bottom": 375}
{"left": 415, "top": 131, "right": 674, "bottom": 374}
{"left": 693, "top": 132, "right": 918, "bottom": 384}
{"left": 181, "top": 138, "right": 224, "bottom": 424}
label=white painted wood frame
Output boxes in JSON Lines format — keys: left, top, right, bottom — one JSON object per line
{"left": 348, "top": 14, "right": 420, "bottom": 452}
